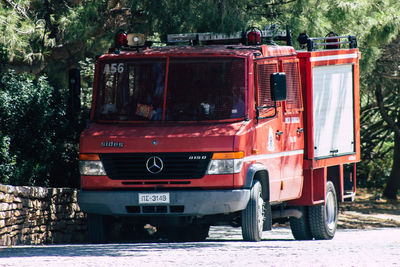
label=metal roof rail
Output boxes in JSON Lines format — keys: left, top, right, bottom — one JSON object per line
{"left": 300, "top": 35, "right": 357, "bottom": 51}
{"left": 167, "top": 25, "right": 292, "bottom": 46}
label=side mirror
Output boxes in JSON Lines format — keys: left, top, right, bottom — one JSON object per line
{"left": 270, "top": 72, "right": 287, "bottom": 101}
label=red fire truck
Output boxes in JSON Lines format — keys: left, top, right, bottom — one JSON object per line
{"left": 77, "top": 28, "right": 360, "bottom": 242}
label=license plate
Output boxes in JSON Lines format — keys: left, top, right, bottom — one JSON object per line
{"left": 138, "top": 193, "right": 170, "bottom": 204}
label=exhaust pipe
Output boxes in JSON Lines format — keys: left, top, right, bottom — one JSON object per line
{"left": 272, "top": 209, "right": 302, "bottom": 219}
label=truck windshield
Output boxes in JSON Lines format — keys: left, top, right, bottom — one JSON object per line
{"left": 95, "top": 57, "right": 245, "bottom": 122}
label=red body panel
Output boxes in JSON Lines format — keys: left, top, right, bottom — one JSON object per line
{"left": 297, "top": 49, "right": 361, "bottom": 166}
{"left": 288, "top": 49, "right": 360, "bottom": 205}
{"left": 80, "top": 122, "right": 245, "bottom": 153}
{"left": 81, "top": 173, "right": 235, "bottom": 190}
{"left": 80, "top": 44, "right": 360, "bottom": 207}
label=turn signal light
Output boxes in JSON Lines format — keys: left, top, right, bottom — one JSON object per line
{"left": 212, "top": 151, "right": 244, "bottom": 160}
{"left": 79, "top": 154, "right": 100, "bottom": 161}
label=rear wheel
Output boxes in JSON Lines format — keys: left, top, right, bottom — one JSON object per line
{"left": 289, "top": 206, "right": 313, "bottom": 240}
{"left": 309, "top": 181, "right": 338, "bottom": 240}
{"left": 241, "top": 180, "right": 264, "bottom": 241}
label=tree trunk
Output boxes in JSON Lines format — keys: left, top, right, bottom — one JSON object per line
{"left": 376, "top": 82, "right": 400, "bottom": 200}
{"left": 383, "top": 133, "right": 400, "bottom": 200}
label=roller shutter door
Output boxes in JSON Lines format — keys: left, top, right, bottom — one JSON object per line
{"left": 312, "top": 64, "right": 355, "bottom": 158}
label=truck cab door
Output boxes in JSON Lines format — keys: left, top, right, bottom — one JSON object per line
{"left": 279, "top": 59, "right": 304, "bottom": 200}
{"left": 254, "top": 59, "right": 283, "bottom": 202}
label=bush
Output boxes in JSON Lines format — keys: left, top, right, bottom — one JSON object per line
{"left": 0, "top": 70, "right": 82, "bottom": 187}
{"left": 0, "top": 136, "right": 16, "bottom": 184}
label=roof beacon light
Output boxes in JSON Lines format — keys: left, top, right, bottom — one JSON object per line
{"left": 246, "top": 27, "right": 262, "bottom": 45}
{"left": 115, "top": 32, "right": 128, "bottom": 48}
{"left": 325, "top": 31, "right": 339, "bottom": 49}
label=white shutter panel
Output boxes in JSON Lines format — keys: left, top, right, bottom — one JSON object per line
{"left": 312, "top": 64, "right": 355, "bottom": 158}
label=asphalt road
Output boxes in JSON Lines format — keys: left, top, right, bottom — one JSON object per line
{"left": 1, "top": 226, "right": 399, "bottom": 267}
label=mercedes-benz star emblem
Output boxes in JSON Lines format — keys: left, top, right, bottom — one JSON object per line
{"left": 146, "top": 156, "right": 164, "bottom": 174}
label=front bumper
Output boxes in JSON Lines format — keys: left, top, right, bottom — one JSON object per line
{"left": 77, "top": 189, "right": 250, "bottom": 216}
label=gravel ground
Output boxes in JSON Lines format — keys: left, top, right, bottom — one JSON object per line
{"left": 1, "top": 189, "right": 399, "bottom": 267}
{"left": 1, "top": 227, "right": 399, "bottom": 267}
{"left": 338, "top": 189, "right": 400, "bottom": 229}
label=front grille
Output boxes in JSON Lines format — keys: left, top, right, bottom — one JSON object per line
{"left": 100, "top": 152, "right": 212, "bottom": 180}
{"left": 126, "top": 205, "right": 185, "bottom": 214}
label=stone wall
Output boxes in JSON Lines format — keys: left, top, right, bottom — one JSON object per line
{"left": 0, "top": 184, "right": 88, "bottom": 246}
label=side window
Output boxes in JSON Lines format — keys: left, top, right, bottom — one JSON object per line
{"left": 256, "top": 61, "right": 279, "bottom": 114}
{"left": 282, "top": 60, "right": 303, "bottom": 112}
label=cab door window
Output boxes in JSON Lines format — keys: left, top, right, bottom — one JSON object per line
{"left": 282, "top": 60, "right": 303, "bottom": 113}
{"left": 255, "top": 61, "right": 279, "bottom": 115}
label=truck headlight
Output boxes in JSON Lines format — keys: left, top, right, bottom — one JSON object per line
{"left": 79, "top": 154, "right": 106, "bottom": 176}
{"left": 207, "top": 152, "right": 244, "bottom": 174}
{"left": 79, "top": 161, "right": 107, "bottom": 176}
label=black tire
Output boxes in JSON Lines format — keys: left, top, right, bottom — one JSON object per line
{"left": 289, "top": 206, "right": 313, "bottom": 240}
{"left": 87, "top": 214, "right": 109, "bottom": 244}
{"left": 309, "top": 181, "right": 338, "bottom": 240}
{"left": 242, "top": 180, "right": 264, "bottom": 241}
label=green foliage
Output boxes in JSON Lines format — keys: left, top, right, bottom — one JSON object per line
{"left": 78, "top": 57, "right": 95, "bottom": 109}
{"left": 357, "top": 90, "right": 393, "bottom": 188}
{"left": 358, "top": 138, "right": 393, "bottom": 189}
{"left": 267, "top": 0, "right": 400, "bottom": 190}
{"left": 278, "top": 1, "right": 399, "bottom": 54}
{"left": 0, "top": 0, "right": 112, "bottom": 87}
{"left": 0, "top": 1, "right": 47, "bottom": 64}
{"left": 0, "top": 70, "right": 80, "bottom": 187}
{"left": 0, "top": 136, "right": 17, "bottom": 184}
{"left": 360, "top": 34, "right": 400, "bottom": 196}
{"left": 127, "top": 0, "right": 248, "bottom": 41}
{"left": 1, "top": 0, "right": 400, "bottom": 190}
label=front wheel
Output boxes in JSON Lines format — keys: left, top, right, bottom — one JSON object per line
{"left": 309, "top": 181, "right": 338, "bottom": 240}
{"left": 241, "top": 180, "right": 264, "bottom": 241}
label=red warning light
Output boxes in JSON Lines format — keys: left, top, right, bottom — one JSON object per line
{"left": 247, "top": 30, "right": 261, "bottom": 45}
{"left": 115, "top": 32, "right": 128, "bottom": 47}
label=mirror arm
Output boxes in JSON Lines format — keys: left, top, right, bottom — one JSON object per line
{"left": 256, "top": 101, "right": 278, "bottom": 121}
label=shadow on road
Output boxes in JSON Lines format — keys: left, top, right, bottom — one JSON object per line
{"left": 0, "top": 242, "right": 225, "bottom": 258}
{"left": 0, "top": 226, "right": 297, "bottom": 258}
{"left": 0, "top": 238, "right": 296, "bottom": 258}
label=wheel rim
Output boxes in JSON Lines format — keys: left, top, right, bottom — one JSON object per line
{"left": 325, "top": 190, "right": 337, "bottom": 231}
{"left": 257, "top": 191, "right": 265, "bottom": 234}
